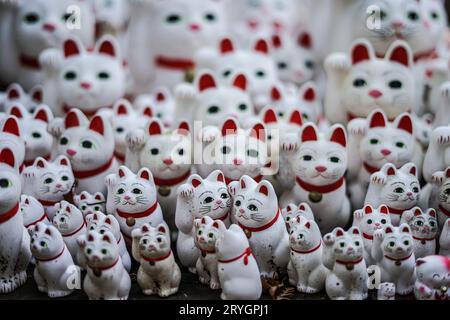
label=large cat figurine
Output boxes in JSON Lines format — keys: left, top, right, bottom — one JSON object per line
{"left": 0, "top": 147, "right": 31, "bottom": 293}
{"left": 280, "top": 123, "right": 350, "bottom": 234}
{"left": 0, "top": 116, "right": 25, "bottom": 172}
{"left": 175, "top": 170, "right": 231, "bottom": 272}
{"left": 414, "top": 255, "right": 450, "bottom": 300}
{"left": 39, "top": 35, "right": 126, "bottom": 116}
{"left": 52, "top": 109, "right": 118, "bottom": 195}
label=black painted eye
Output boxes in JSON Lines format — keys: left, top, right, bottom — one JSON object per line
{"left": 278, "top": 112, "right": 284, "bottom": 117}
{"left": 396, "top": 142, "right": 405, "bottom": 148}
{"left": 207, "top": 106, "right": 220, "bottom": 114}
{"left": 247, "top": 149, "right": 258, "bottom": 157}
{"left": 0, "top": 179, "right": 9, "bottom": 188}
{"left": 235, "top": 200, "right": 241, "bottom": 206}
{"left": 381, "top": 219, "right": 387, "bottom": 224}
{"left": 394, "top": 187, "right": 404, "bottom": 193}
{"left": 61, "top": 176, "right": 69, "bottom": 181}
{"left": 389, "top": 80, "right": 402, "bottom": 89}
{"left": 178, "top": 149, "right": 184, "bottom": 156}
{"left": 40, "top": 241, "right": 46, "bottom": 247}
{"left": 407, "top": 11, "right": 419, "bottom": 21}
{"left": 24, "top": 12, "right": 40, "bottom": 24}
{"left": 198, "top": 230, "right": 202, "bottom": 235}
{"left": 255, "top": 70, "right": 265, "bottom": 78}
{"left": 353, "top": 78, "right": 367, "bottom": 87}
{"left": 64, "top": 71, "right": 77, "bottom": 80}
{"left": 277, "top": 62, "right": 288, "bottom": 70}
{"left": 222, "top": 146, "right": 231, "bottom": 154}
{"left": 81, "top": 205, "right": 87, "bottom": 210}
{"left": 302, "top": 155, "right": 312, "bottom": 161}
{"left": 367, "top": 219, "right": 373, "bottom": 225}
{"left": 157, "top": 237, "right": 162, "bottom": 243}
{"left": 60, "top": 217, "right": 65, "bottom": 223}
{"left": 142, "top": 239, "right": 148, "bottom": 244}
{"left": 329, "top": 156, "right": 340, "bottom": 163}
{"left": 98, "top": 72, "right": 110, "bottom": 80}
{"left": 44, "top": 178, "right": 53, "bottom": 184}
{"left": 86, "top": 248, "right": 92, "bottom": 255}
{"left": 305, "top": 60, "right": 315, "bottom": 69}
{"left": 166, "top": 14, "right": 181, "bottom": 23}
{"left": 117, "top": 188, "right": 125, "bottom": 194}
{"left": 445, "top": 189, "right": 450, "bottom": 195}
{"left": 238, "top": 104, "right": 248, "bottom": 111}
{"left": 132, "top": 188, "right": 142, "bottom": 194}
{"left": 32, "top": 132, "right": 41, "bottom": 138}
{"left": 370, "top": 139, "right": 379, "bottom": 145}
{"left": 116, "top": 127, "right": 124, "bottom": 133}
{"left": 208, "top": 232, "right": 214, "bottom": 238}
{"left": 60, "top": 137, "right": 69, "bottom": 145}
{"left": 430, "top": 221, "right": 436, "bottom": 227}
{"left": 101, "top": 249, "right": 108, "bottom": 255}
{"left": 403, "top": 240, "right": 410, "bottom": 246}
{"left": 248, "top": 204, "right": 257, "bottom": 211}
{"left": 389, "top": 241, "right": 395, "bottom": 247}
{"left": 204, "top": 13, "right": 216, "bottom": 21}
{"left": 94, "top": 206, "right": 100, "bottom": 211}
{"left": 339, "top": 242, "right": 345, "bottom": 248}
{"left": 416, "top": 220, "right": 423, "bottom": 226}
{"left": 220, "top": 193, "right": 228, "bottom": 199}
{"left": 90, "top": 226, "right": 95, "bottom": 230}
{"left": 150, "top": 148, "right": 159, "bottom": 155}
{"left": 223, "top": 70, "right": 232, "bottom": 78}
{"left": 82, "top": 140, "right": 93, "bottom": 149}
{"left": 413, "top": 187, "right": 419, "bottom": 193}
{"left": 355, "top": 241, "right": 360, "bottom": 246}
{"left": 204, "top": 196, "right": 214, "bottom": 204}
{"left": 431, "top": 11, "right": 440, "bottom": 20}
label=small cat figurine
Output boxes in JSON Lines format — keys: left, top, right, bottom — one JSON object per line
{"left": 83, "top": 212, "right": 131, "bottom": 272}
{"left": 426, "top": 167, "right": 450, "bottom": 228}
{"left": 352, "top": 205, "right": 391, "bottom": 265}
{"left": 125, "top": 119, "right": 192, "bottom": 227}
{"left": 175, "top": 170, "right": 231, "bottom": 271}
{"left": 325, "top": 39, "right": 414, "bottom": 124}
{"left": 73, "top": 191, "right": 106, "bottom": 217}
{"left": 414, "top": 255, "right": 450, "bottom": 300}
{"left": 439, "top": 219, "right": 450, "bottom": 256}
{"left": 29, "top": 222, "right": 75, "bottom": 298}
{"left": 281, "top": 203, "right": 315, "bottom": 225}
{"left": 372, "top": 224, "right": 416, "bottom": 295}
{"left": 377, "top": 282, "right": 396, "bottom": 300}
{"left": 423, "top": 126, "right": 450, "bottom": 183}
{"left": 216, "top": 224, "right": 262, "bottom": 300}
{"left": 52, "top": 201, "right": 86, "bottom": 264}
{"left": 365, "top": 163, "right": 420, "bottom": 226}
{"left": 39, "top": 35, "right": 126, "bottom": 116}
{"left": 22, "top": 156, "right": 74, "bottom": 220}
{"left": 0, "top": 147, "right": 31, "bottom": 293}
{"left": 78, "top": 230, "right": 131, "bottom": 300}
{"left": 106, "top": 166, "right": 165, "bottom": 242}
{"left": 280, "top": 123, "right": 350, "bottom": 234}
{"left": 194, "top": 216, "right": 226, "bottom": 290}
{"left": 229, "top": 175, "right": 289, "bottom": 277}
{"left": 348, "top": 110, "right": 415, "bottom": 209}
{"left": 131, "top": 223, "right": 181, "bottom": 297}
{"left": 133, "top": 87, "right": 175, "bottom": 128}
{"left": 400, "top": 207, "right": 438, "bottom": 259}
{"left": 287, "top": 215, "right": 327, "bottom": 294}
{"left": 2, "top": 83, "right": 43, "bottom": 113}
{"left": 20, "top": 195, "right": 50, "bottom": 229}
{"left": 322, "top": 227, "right": 368, "bottom": 300}
{"left": 53, "top": 109, "right": 119, "bottom": 195}
{"left": 0, "top": 115, "right": 25, "bottom": 171}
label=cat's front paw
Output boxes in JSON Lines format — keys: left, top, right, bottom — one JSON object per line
{"left": 178, "top": 184, "right": 194, "bottom": 199}
{"left": 325, "top": 53, "right": 351, "bottom": 73}
{"left": 47, "top": 117, "right": 65, "bottom": 138}
{"left": 440, "top": 82, "right": 450, "bottom": 101}
{"left": 433, "top": 127, "right": 450, "bottom": 145}
{"left": 348, "top": 118, "right": 367, "bottom": 136}
{"left": 371, "top": 172, "right": 387, "bottom": 185}
{"left": 105, "top": 174, "right": 117, "bottom": 189}
{"left": 39, "top": 49, "right": 63, "bottom": 73}
{"left": 200, "top": 126, "right": 220, "bottom": 143}
{"left": 281, "top": 134, "right": 299, "bottom": 152}
{"left": 431, "top": 171, "right": 445, "bottom": 185}
{"left": 373, "top": 229, "right": 384, "bottom": 240}
{"left": 126, "top": 129, "right": 146, "bottom": 151}
{"left": 175, "top": 83, "right": 197, "bottom": 101}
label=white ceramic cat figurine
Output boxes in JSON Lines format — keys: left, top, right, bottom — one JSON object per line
{"left": 281, "top": 203, "right": 315, "bottom": 225}
{"left": 2, "top": 83, "right": 43, "bottom": 113}
{"left": 377, "top": 282, "right": 396, "bottom": 300}
{"left": 348, "top": 110, "right": 415, "bottom": 208}
{"left": 352, "top": 205, "right": 391, "bottom": 265}
{"left": 78, "top": 230, "right": 130, "bottom": 300}
{"left": 20, "top": 195, "right": 50, "bottom": 230}
{"left": 287, "top": 215, "right": 327, "bottom": 293}
{"left": 194, "top": 216, "right": 226, "bottom": 290}
{"left": 216, "top": 224, "right": 262, "bottom": 300}
{"left": 372, "top": 224, "right": 416, "bottom": 295}
{"left": 175, "top": 170, "right": 231, "bottom": 271}
{"left": 83, "top": 212, "right": 130, "bottom": 272}
{"left": 400, "top": 207, "right": 438, "bottom": 259}
{"left": 439, "top": 219, "right": 450, "bottom": 256}
{"left": 325, "top": 39, "right": 414, "bottom": 124}
{"left": 133, "top": 87, "right": 175, "bottom": 128}
{"left": 280, "top": 123, "right": 350, "bottom": 234}
{"left": 7, "top": 104, "right": 53, "bottom": 167}
{"left": 22, "top": 156, "right": 74, "bottom": 220}
{"left": 365, "top": 163, "right": 420, "bottom": 226}
{"left": 40, "top": 35, "right": 126, "bottom": 116}
{"left": 0, "top": 115, "right": 25, "bottom": 171}
{"left": 73, "top": 191, "right": 106, "bottom": 217}
{"left": 52, "top": 201, "right": 86, "bottom": 264}
{"left": 53, "top": 109, "right": 118, "bottom": 194}
{"left": 29, "top": 222, "right": 75, "bottom": 298}
{"left": 0, "top": 0, "right": 95, "bottom": 90}
{"left": 414, "top": 255, "right": 450, "bottom": 300}
{"left": 424, "top": 126, "right": 450, "bottom": 183}
{"left": 229, "top": 175, "right": 289, "bottom": 277}
{"left": 0, "top": 147, "right": 31, "bottom": 293}
{"left": 125, "top": 119, "right": 192, "bottom": 226}
{"left": 106, "top": 166, "right": 165, "bottom": 243}
{"left": 322, "top": 227, "right": 368, "bottom": 300}
{"left": 424, "top": 165, "right": 450, "bottom": 228}
{"left": 131, "top": 223, "right": 181, "bottom": 297}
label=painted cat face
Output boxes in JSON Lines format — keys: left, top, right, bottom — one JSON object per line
{"left": 282, "top": 202, "right": 315, "bottom": 224}
{"left": 416, "top": 0, "right": 447, "bottom": 55}
{"left": 3, "top": 83, "right": 43, "bottom": 113}
{"left": 134, "top": 87, "right": 175, "bottom": 128}
{"left": 85, "top": 211, "right": 121, "bottom": 243}
{"left": 353, "top": 205, "right": 391, "bottom": 237}
{"left": 341, "top": 40, "right": 414, "bottom": 120}
{"left": 111, "top": 166, "right": 156, "bottom": 213}
{"left": 287, "top": 215, "right": 321, "bottom": 252}
{"left": 379, "top": 224, "right": 414, "bottom": 258}
{"left": 20, "top": 195, "right": 46, "bottom": 228}
{"left": 360, "top": 110, "right": 414, "bottom": 169}
{"left": 133, "top": 223, "right": 171, "bottom": 259}
{"left": 0, "top": 116, "right": 25, "bottom": 169}
{"left": 82, "top": 230, "right": 119, "bottom": 269}
{"left": 29, "top": 222, "right": 64, "bottom": 260}
{"left": 294, "top": 124, "right": 347, "bottom": 185}
{"left": 53, "top": 200, "right": 84, "bottom": 235}
{"left": 57, "top": 36, "right": 125, "bottom": 113}
{"left": 401, "top": 207, "right": 438, "bottom": 239}
{"left": 378, "top": 282, "right": 396, "bottom": 298}
{"left": 73, "top": 191, "right": 105, "bottom": 217}
{"left": 376, "top": 163, "right": 420, "bottom": 210}
{"left": 416, "top": 255, "right": 450, "bottom": 290}
{"left": 14, "top": 0, "right": 94, "bottom": 58}
{"left": 330, "top": 227, "right": 364, "bottom": 261}
{"left": 0, "top": 148, "right": 21, "bottom": 212}
{"left": 194, "top": 216, "right": 226, "bottom": 251}
{"left": 139, "top": 120, "right": 192, "bottom": 180}
{"left": 271, "top": 33, "right": 316, "bottom": 86}
{"left": 58, "top": 109, "right": 114, "bottom": 171}
{"left": 185, "top": 170, "right": 231, "bottom": 220}
{"left": 8, "top": 104, "right": 53, "bottom": 163}
{"left": 194, "top": 72, "right": 254, "bottom": 127}
{"left": 230, "top": 175, "right": 278, "bottom": 229}
{"left": 23, "top": 156, "right": 74, "bottom": 202}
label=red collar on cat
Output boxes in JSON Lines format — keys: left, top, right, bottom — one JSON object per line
{"left": 62, "top": 221, "right": 86, "bottom": 237}
{"left": 225, "top": 174, "right": 262, "bottom": 185}
{"left": 413, "top": 235, "right": 435, "bottom": 242}
{"left": 439, "top": 205, "right": 450, "bottom": 218}
{"left": 36, "top": 246, "right": 65, "bottom": 262}
{"left": 219, "top": 247, "right": 253, "bottom": 266}
{"left": 238, "top": 208, "right": 280, "bottom": 233}
{"left": 296, "top": 176, "right": 345, "bottom": 194}
{"left": 216, "top": 211, "right": 229, "bottom": 221}
{"left": 155, "top": 56, "right": 195, "bottom": 71}
{"left": 336, "top": 257, "right": 363, "bottom": 266}
{"left": 200, "top": 248, "right": 216, "bottom": 255}
{"left": 387, "top": 205, "right": 414, "bottom": 215}
{"left": 114, "top": 151, "right": 125, "bottom": 163}
{"left": 38, "top": 199, "right": 59, "bottom": 207}
{"left": 384, "top": 252, "right": 413, "bottom": 264}
{"left": 291, "top": 241, "right": 322, "bottom": 254}
{"left": 363, "top": 162, "right": 380, "bottom": 175}
{"left": 73, "top": 156, "right": 115, "bottom": 179}
{"left": 413, "top": 48, "right": 438, "bottom": 62}
{"left": 24, "top": 154, "right": 51, "bottom": 167}
{"left": 25, "top": 211, "right": 49, "bottom": 229}
{"left": 142, "top": 250, "right": 172, "bottom": 263}
{"left": 89, "top": 257, "right": 120, "bottom": 271}
{"left": 19, "top": 54, "right": 41, "bottom": 70}
{"left": 363, "top": 232, "right": 373, "bottom": 240}
{"left": 116, "top": 201, "right": 158, "bottom": 219}
{"left": 153, "top": 170, "right": 191, "bottom": 187}
{"left": 0, "top": 202, "right": 20, "bottom": 224}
